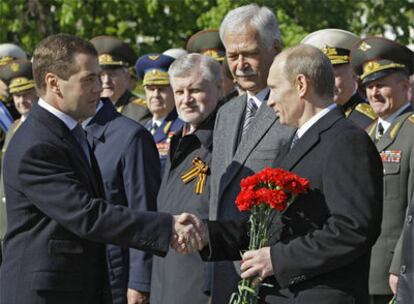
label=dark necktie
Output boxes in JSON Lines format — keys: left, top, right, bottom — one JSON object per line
{"left": 290, "top": 132, "right": 300, "bottom": 150}
{"left": 241, "top": 98, "right": 258, "bottom": 138}
{"left": 150, "top": 121, "right": 158, "bottom": 135}
{"left": 72, "top": 123, "right": 91, "bottom": 165}
{"left": 376, "top": 122, "right": 384, "bottom": 141}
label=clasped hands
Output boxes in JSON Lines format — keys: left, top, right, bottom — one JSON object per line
{"left": 171, "top": 213, "right": 209, "bottom": 254}
{"left": 171, "top": 213, "right": 274, "bottom": 282}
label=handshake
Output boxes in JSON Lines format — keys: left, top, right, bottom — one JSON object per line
{"left": 171, "top": 213, "right": 209, "bottom": 254}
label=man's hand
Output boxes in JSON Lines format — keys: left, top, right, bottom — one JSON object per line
{"left": 171, "top": 213, "right": 208, "bottom": 254}
{"left": 240, "top": 247, "right": 274, "bottom": 282}
{"left": 127, "top": 288, "right": 149, "bottom": 304}
{"left": 389, "top": 273, "right": 399, "bottom": 294}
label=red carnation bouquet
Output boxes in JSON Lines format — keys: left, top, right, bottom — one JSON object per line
{"left": 230, "top": 168, "right": 310, "bottom": 304}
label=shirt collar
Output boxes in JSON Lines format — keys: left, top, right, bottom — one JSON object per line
{"left": 153, "top": 116, "right": 166, "bottom": 128}
{"left": 378, "top": 102, "right": 410, "bottom": 134}
{"left": 38, "top": 98, "right": 78, "bottom": 130}
{"left": 297, "top": 103, "right": 337, "bottom": 139}
{"left": 247, "top": 87, "right": 270, "bottom": 109}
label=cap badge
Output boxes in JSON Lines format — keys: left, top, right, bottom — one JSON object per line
{"left": 148, "top": 55, "right": 160, "bottom": 61}
{"left": 10, "top": 62, "right": 20, "bottom": 72}
{"left": 322, "top": 46, "right": 338, "bottom": 56}
{"left": 359, "top": 42, "right": 371, "bottom": 52}
{"left": 363, "top": 61, "right": 380, "bottom": 75}
{"left": 99, "top": 54, "right": 114, "bottom": 64}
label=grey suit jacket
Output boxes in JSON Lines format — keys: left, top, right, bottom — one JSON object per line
{"left": 209, "top": 93, "right": 295, "bottom": 221}
{"left": 208, "top": 93, "right": 294, "bottom": 303}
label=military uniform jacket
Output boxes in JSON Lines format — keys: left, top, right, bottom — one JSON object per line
{"left": 395, "top": 194, "right": 414, "bottom": 304}
{"left": 203, "top": 107, "right": 383, "bottom": 304}
{"left": 0, "top": 119, "right": 21, "bottom": 261}
{"left": 342, "top": 92, "right": 376, "bottom": 129}
{"left": 150, "top": 117, "right": 214, "bottom": 304}
{"left": 145, "top": 110, "right": 183, "bottom": 176}
{"left": 115, "top": 90, "right": 152, "bottom": 126}
{"left": 0, "top": 104, "right": 172, "bottom": 304}
{"left": 85, "top": 100, "right": 161, "bottom": 304}
{"left": 366, "top": 105, "right": 414, "bottom": 295}
{"left": 208, "top": 93, "right": 294, "bottom": 303}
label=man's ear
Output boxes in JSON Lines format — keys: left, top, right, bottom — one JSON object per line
{"left": 45, "top": 73, "right": 60, "bottom": 94}
{"left": 295, "top": 74, "right": 308, "bottom": 98}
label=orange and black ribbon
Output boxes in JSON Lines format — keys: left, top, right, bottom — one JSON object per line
{"left": 181, "top": 157, "right": 209, "bottom": 195}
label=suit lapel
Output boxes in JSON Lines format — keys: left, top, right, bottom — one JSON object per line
{"left": 228, "top": 95, "right": 246, "bottom": 156}
{"left": 281, "top": 107, "right": 343, "bottom": 171}
{"left": 220, "top": 103, "right": 277, "bottom": 195}
{"left": 31, "top": 104, "right": 102, "bottom": 196}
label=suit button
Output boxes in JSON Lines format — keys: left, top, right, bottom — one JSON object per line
{"left": 407, "top": 214, "right": 413, "bottom": 224}
{"left": 401, "top": 265, "right": 407, "bottom": 274}
{"left": 1, "top": 197, "right": 5, "bottom": 204}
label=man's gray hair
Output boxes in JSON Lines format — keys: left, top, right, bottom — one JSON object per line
{"left": 169, "top": 53, "right": 222, "bottom": 85}
{"left": 282, "top": 44, "right": 335, "bottom": 99}
{"left": 219, "top": 4, "right": 281, "bottom": 49}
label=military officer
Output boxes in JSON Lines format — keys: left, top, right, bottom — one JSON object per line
{"left": 135, "top": 53, "right": 183, "bottom": 175}
{"left": 302, "top": 28, "right": 376, "bottom": 129}
{"left": 186, "top": 29, "right": 238, "bottom": 100}
{"left": 0, "top": 59, "right": 38, "bottom": 263}
{"left": 351, "top": 37, "right": 414, "bottom": 304}
{"left": 0, "top": 43, "right": 27, "bottom": 133}
{"left": 90, "top": 35, "right": 152, "bottom": 125}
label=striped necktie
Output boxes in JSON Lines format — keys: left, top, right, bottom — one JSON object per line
{"left": 241, "top": 98, "right": 258, "bottom": 138}
{"left": 290, "top": 132, "right": 300, "bottom": 150}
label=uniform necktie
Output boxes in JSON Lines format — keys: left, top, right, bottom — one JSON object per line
{"left": 290, "top": 132, "right": 300, "bottom": 150}
{"left": 72, "top": 123, "right": 91, "bottom": 165}
{"left": 376, "top": 122, "right": 384, "bottom": 141}
{"left": 241, "top": 98, "right": 258, "bottom": 138}
{"left": 150, "top": 121, "right": 158, "bottom": 135}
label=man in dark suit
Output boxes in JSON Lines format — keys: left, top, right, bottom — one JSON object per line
{"left": 0, "top": 33, "right": 198, "bottom": 304}
{"left": 208, "top": 4, "right": 294, "bottom": 302}
{"left": 181, "top": 44, "right": 383, "bottom": 304}
{"left": 83, "top": 99, "right": 160, "bottom": 304}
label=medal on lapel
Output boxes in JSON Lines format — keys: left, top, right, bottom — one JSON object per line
{"left": 181, "top": 157, "right": 209, "bottom": 195}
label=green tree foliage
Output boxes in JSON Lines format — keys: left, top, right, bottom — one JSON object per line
{"left": 0, "top": 0, "right": 412, "bottom": 56}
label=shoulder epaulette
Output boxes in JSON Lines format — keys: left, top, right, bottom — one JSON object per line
{"left": 408, "top": 114, "right": 414, "bottom": 124}
{"left": 131, "top": 97, "right": 147, "bottom": 108}
{"left": 355, "top": 103, "right": 377, "bottom": 120}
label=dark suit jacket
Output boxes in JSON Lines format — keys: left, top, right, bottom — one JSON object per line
{"left": 205, "top": 108, "right": 383, "bottom": 304}
{"left": 85, "top": 100, "right": 161, "bottom": 304}
{"left": 0, "top": 103, "right": 172, "bottom": 304}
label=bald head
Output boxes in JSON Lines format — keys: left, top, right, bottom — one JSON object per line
{"left": 267, "top": 45, "right": 335, "bottom": 128}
